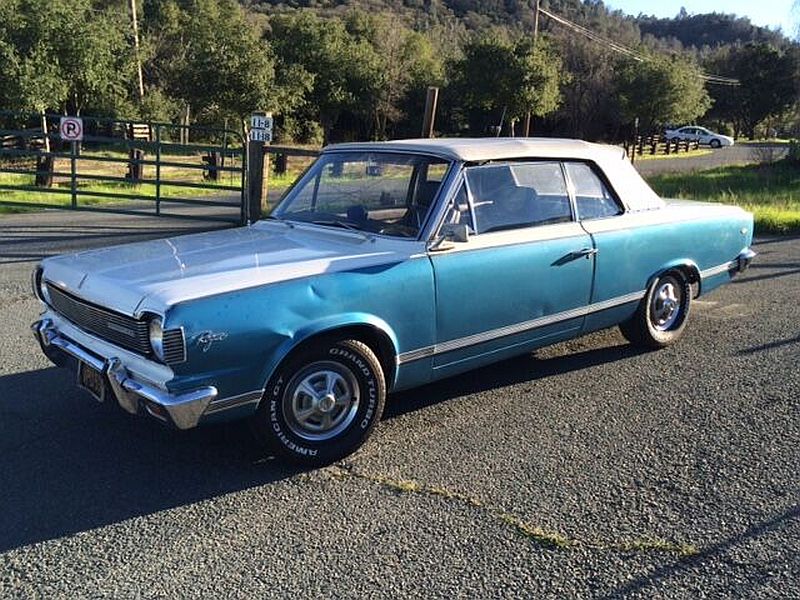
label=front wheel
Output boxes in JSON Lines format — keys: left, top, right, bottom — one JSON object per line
{"left": 252, "top": 339, "right": 386, "bottom": 466}
{"left": 710, "top": 139, "right": 722, "bottom": 148}
{"left": 619, "top": 272, "right": 692, "bottom": 349}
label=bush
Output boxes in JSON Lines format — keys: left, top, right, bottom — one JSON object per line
{"left": 715, "top": 122, "right": 734, "bottom": 137}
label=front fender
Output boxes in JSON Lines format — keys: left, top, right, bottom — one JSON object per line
{"left": 259, "top": 312, "right": 401, "bottom": 391}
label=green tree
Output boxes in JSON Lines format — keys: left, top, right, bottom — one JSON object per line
{"left": 343, "top": 12, "right": 444, "bottom": 139}
{"left": 553, "top": 32, "right": 617, "bottom": 139}
{"left": 614, "top": 55, "right": 711, "bottom": 132}
{"left": 142, "top": 0, "right": 276, "bottom": 125}
{"left": 0, "top": 0, "right": 134, "bottom": 115}
{"left": 447, "top": 34, "right": 563, "bottom": 135}
{"left": 722, "top": 44, "right": 797, "bottom": 138}
{"left": 269, "top": 12, "right": 381, "bottom": 143}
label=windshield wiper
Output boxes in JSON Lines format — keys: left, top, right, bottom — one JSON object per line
{"left": 309, "top": 219, "right": 374, "bottom": 241}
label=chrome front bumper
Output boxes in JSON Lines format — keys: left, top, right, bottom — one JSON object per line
{"left": 32, "top": 318, "right": 217, "bottom": 429}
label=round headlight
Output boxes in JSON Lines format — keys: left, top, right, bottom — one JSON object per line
{"left": 31, "top": 267, "right": 51, "bottom": 305}
{"left": 148, "top": 316, "right": 165, "bottom": 361}
{"left": 40, "top": 278, "right": 51, "bottom": 305}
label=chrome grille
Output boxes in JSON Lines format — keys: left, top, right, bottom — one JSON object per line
{"left": 45, "top": 283, "right": 151, "bottom": 355}
{"left": 163, "top": 328, "right": 187, "bottom": 365}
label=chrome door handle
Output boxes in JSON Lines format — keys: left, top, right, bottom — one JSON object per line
{"left": 575, "top": 248, "right": 598, "bottom": 258}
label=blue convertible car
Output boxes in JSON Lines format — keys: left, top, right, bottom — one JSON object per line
{"left": 32, "top": 138, "right": 755, "bottom": 464}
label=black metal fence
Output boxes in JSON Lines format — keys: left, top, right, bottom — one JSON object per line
{"left": 0, "top": 111, "right": 246, "bottom": 224}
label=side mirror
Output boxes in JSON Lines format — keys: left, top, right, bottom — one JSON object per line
{"left": 441, "top": 222, "right": 472, "bottom": 243}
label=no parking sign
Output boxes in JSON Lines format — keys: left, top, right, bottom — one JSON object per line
{"left": 59, "top": 116, "right": 83, "bottom": 142}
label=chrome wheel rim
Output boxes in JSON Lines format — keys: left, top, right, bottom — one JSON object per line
{"left": 284, "top": 361, "right": 360, "bottom": 441}
{"left": 650, "top": 279, "right": 682, "bottom": 331}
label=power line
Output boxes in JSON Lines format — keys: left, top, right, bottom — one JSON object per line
{"left": 539, "top": 7, "right": 740, "bottom": 86}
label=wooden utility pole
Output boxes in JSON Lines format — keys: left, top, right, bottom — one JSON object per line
{"left": 525, "top": 0, "right": 541, "bottom": 137}
{"left": 129, "top": 0, "right": 145, "bottom": 102}
{"left": 421, "top": 87, "right": 439, "bottom": 138}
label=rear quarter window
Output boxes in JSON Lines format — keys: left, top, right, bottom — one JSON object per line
{"left": 565, "top": 162, "right": 622, "bottom": 220}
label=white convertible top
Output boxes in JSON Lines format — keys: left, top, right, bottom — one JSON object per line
{"left": 324, "top": 137, "right": 665, "bottom": 212}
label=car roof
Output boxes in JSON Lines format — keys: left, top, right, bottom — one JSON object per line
{"left": 323, "top": 137, "right": 665, "bottom": 212}
{"left": 324, "top": 137, "right": 623, "bottom": 163}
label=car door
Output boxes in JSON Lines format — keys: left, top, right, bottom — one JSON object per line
{"left": 696, "top": 128, "right": 712, "bottom": 145}
{"left": 428, "top": 161, "right": 594, "bottom": 377}
{"left": 564, "top": 160, "right": 653, "bottom": 333}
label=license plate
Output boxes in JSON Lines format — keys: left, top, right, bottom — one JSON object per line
{"left": 78, "top": 361, "right": 106, "bottom": 402}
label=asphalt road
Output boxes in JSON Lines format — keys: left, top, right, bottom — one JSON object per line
{"left": 1, "top": 210, "right": 799, "bottom": 598}
{"left": 634, "top": 143, "right": 788, "bottom": 177}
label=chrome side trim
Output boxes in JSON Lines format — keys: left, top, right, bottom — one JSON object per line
{"left": 700, "top": 261, "right": 737, "bottom": 279}
{"left": 396, "top": 346, "right": 436, "bottom": 365}
{"left": 697, "top": 249, "right": 757, "bottom": 280}
{"left": 586, "top": 290, "right": 646, "bottom": 313}
{"left": 205, "top": 390, "right": 263, "bottom": 415}
{"left": 435, "top": 304, "right": 586, "bottom": 355}
{"left": 396, "top": 290, "right": 645, "bottom": 364}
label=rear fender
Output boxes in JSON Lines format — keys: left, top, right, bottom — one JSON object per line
{"left": 649, "top": 259, "right": 701, "bottom": 296}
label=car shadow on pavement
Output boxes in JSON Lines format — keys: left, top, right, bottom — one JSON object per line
{"left": 0, "top": 366, "right": 298, "bottom": 553}
{"left": 603, "top": 504, "right": 800, "bottom": 599}
{"left": 385, "top": 341, "right": 648, "bottom": 420}
{"left": 2, "top": 340, "right": 646, "bottom": 552}
{"left": 732, "top": 261, "right": 800, "bottom": 285}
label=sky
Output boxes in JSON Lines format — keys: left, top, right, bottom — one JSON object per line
{"left": 604, "top": 0, "right": 796, "bottom": 32}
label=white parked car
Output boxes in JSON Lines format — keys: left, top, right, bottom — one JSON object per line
{"left": 665, "top": 126, "right": 734, "bottom": 148}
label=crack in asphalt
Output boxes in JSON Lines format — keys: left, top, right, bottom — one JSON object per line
{"left": 328, "top": 463, "right": 699, "bottom": 557}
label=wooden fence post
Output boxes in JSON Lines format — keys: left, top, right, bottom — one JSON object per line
{"left": 246, "top": 111, "right": 273, "bottom": 223}
{"left": 421, "top": 87, "right": 439, "bottom": 138}
{"left": 247, "top": 138, "right": 264, "bottom": 224}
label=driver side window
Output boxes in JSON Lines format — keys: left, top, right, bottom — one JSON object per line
{"left": 466, "top": 162, "right": 572, "bottom": 234}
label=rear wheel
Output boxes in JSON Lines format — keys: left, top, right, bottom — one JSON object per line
{"left": 620, "top": 272, "right": 692, "bottom": 349}
{"left": 252, "top": 339, "right": 386, "bottom": 466}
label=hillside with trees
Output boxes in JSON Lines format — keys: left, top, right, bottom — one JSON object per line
{"left": 0, "top": 0, "right": 797, "bottom": 144}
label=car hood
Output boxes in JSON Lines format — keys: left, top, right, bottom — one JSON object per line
{"left": 41, "top": 221, "right": 422, "bottom": 316}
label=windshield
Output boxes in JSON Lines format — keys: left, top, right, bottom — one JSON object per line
{"left": 270, "top": 152, "right": 450, "bottom": 239}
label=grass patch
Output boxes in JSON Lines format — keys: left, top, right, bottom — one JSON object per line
{"left": 739, "top": 138, "right": 791, "bottom": 145}
{"left": 328, "top": 465, "right": 697, "bottom": 556}
{"left": 646, "top": 160, "right": 800, "bottom": 234}
{"left": 497, "top": 512, "right": 573, "bottom": 549}
{"left": 634, "top": 149, "right": 713, "bottom": 161}
{"left": 0, "top": 170, "right": 241, "bottom": 214}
